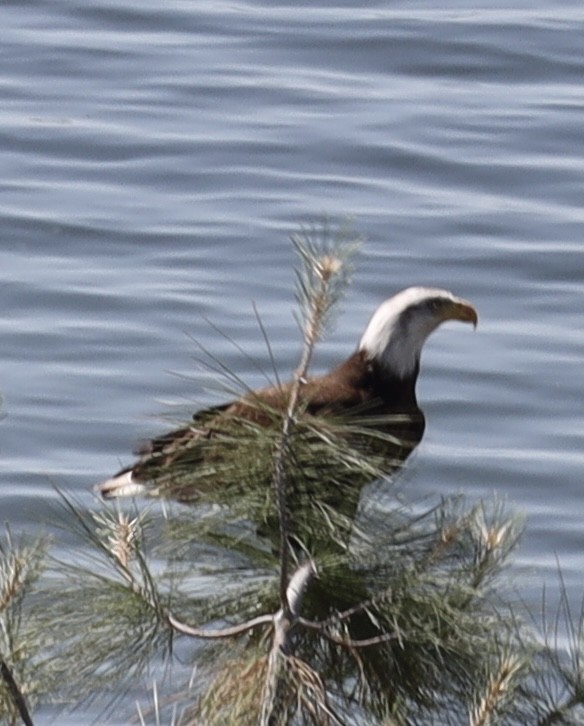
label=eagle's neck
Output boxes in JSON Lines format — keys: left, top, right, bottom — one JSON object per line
{"left": 358, "top": 308, "right": 431, "bottom": 382}
{"left": 367, "top": 354, "right": 420, "bottom": 407}
{"left": 332, "top": 350, "right": 420, "bottom": 410}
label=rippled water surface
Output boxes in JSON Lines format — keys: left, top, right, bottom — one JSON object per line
{"left": 1, "top": 0, "right": 584, "bottom": 720}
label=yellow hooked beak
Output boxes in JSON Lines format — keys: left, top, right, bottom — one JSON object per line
{"left": 442, "top": 297, "right": 478, "bottom": 329}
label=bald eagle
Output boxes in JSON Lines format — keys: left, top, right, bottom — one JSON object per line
{"left": 97, "top": 287, "right": 476, "bottom": 515}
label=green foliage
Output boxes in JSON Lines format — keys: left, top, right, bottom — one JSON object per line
{"left": 0, "top": 532, "right": 46, "bottom": 724}
{"left": 138, "top": 407, "right": 417, "bottom": 558}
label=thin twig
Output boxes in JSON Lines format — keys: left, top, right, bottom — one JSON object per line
{"left": 167, "top": 612, "right": 274, "bottom": 640}
{"left": 322, "top": 589, "right": 392, "bottom": 626}
{"left": 0, "top": 653, "right": 34, "bottom": 726}
{"left": 273, "top": 254, "right": 337, "bottom": 609}
{"left": 297, "top": 617, "right": 398, "bottom": 649}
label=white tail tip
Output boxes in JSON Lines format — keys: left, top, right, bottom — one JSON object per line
{"left": 95, "top": 470, "right": 147, "bottom": 499}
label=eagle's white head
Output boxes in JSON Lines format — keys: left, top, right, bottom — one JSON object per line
{"left": 359, "top": 287, "right": 477, "bottom": 380}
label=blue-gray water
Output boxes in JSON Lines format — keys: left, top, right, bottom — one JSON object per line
{"left": 2, "top": 0, "right": 584, "bottom": 721}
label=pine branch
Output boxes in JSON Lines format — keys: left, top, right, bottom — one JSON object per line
{"left": 470, "top": 654, "right": 524, "bottom": 726}
{"left": 270, "top": 233, "right": 360, "bottom": 608}
{"left": 260, "top": 562, "right": 318, "bottom": 726}
{"left": 257, "top": 230, "right": 359, "bottom": 725}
